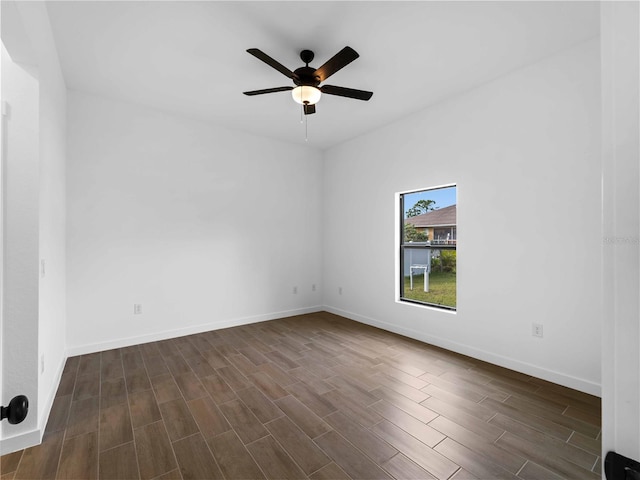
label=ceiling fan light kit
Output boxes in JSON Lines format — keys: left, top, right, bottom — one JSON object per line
{"left": 243, "top": 46, "right": 373, "bottom": 116}
{"left": 291, "top": 86, "right": 322, "bottom": 106}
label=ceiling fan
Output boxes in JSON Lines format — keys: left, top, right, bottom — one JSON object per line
{"left": 243, "top": 46, "right": 373, "bottom": 115}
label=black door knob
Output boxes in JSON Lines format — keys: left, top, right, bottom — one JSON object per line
{"left": 0, "top": 395, "right": 29, "bottom": 424}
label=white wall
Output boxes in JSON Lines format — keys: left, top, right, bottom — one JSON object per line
{"left": 601, "top": 0, "right": 640, "bottom": 463}
{"left": 66, "top": 91, "right": 323, "bottom": 353}
{"left": 1, "top": 1, "right": 67, "bottom": 454}
{"left": 17, "top": 0, "right": 68, "bottom": 432}
{"left": 323, "top": 38, "right": 601, "bottom": 395}
{"left": 0, "top": 43, "right": 40, "bottom": 446}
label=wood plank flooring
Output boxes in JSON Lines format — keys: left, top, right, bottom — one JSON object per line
{"left": 0, "top": 312, "right": 601, "bottom": 479}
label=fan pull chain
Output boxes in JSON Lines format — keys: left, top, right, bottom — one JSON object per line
{"left": 305, "top": 113, "right": 308, "bottom": 142}
{"left": 300, "top": 104, "right": 304, "bottom": 124}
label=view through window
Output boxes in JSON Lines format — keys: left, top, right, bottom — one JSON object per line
{"left": 400, "top": 185, "right": 457, "bottom": 310}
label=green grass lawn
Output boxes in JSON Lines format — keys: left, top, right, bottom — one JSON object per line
{"left": 403, "top": 271, "right": 456, "bottom": 308}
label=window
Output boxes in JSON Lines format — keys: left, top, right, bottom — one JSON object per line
{"left": 399, "top": 185, "right": 457, "bottom": 311}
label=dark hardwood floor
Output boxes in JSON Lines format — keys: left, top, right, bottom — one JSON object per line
{"left": 0, "top": 312, "right": 601, "bottom": 479}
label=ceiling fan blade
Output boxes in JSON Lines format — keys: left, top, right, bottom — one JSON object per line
{"left": 321, "top": 85, "right": 373, "bottom": 101}
{"left": 314, "top": 46, "right": 359, "bottom": 82}
{"left": 247, "top": 48, "right": 296, "bottom": 79}
{"left": 243, "top": 86, "right": 293, "bottom": 96}
{"left": 303, "top": 104, "right": 316, "bottom": 115}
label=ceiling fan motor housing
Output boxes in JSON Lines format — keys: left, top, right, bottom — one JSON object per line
{"left": 293, "top": 50, "right": 321, "bottom": 87}
{"left": 293, "top": 66, "right": 321, "bottom": 87}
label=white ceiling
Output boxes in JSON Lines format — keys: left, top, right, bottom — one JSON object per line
{"left": 46, "top": 1, "right": 599, "bottom": 150}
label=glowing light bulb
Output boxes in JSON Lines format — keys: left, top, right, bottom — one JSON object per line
{"left": 291, "top": 86, "right": 321, "bottom": 105}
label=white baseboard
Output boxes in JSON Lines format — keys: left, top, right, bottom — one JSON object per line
{"left": 324, "top": 305, "right": 602, "bottom": 397}
{"left": 39, "top": 354, "right": 68, "bottom": 428}
{"left": 66, "top": 306, "right": 324, "bottom": 357}
{"left": 0, "top": 427, "right": 41, "bottom": 455}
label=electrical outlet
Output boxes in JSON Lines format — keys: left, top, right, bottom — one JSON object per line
{"left": 40, "top": 259, "right": 46, "bottom": 278}
{"left": 532, "top": 323, "right": 543, "bottom": 338}
{"left": 338, "top": 287, "right": 343, "bottom": 295}
{"left": 312, "top": 284, "right": 316, "bottom": 292}
{"left": 292, "top": 286, "right": 298, "bottom": 294}
{"left": 134, "top": 304, "right": 143, "bottom": 315}
{"left": 40, "top": 354, "right": 45, "bottom": 374}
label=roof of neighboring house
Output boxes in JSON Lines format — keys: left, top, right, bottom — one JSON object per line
{"left": 406, "top": 204, "right": 456, "bottom": 227}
